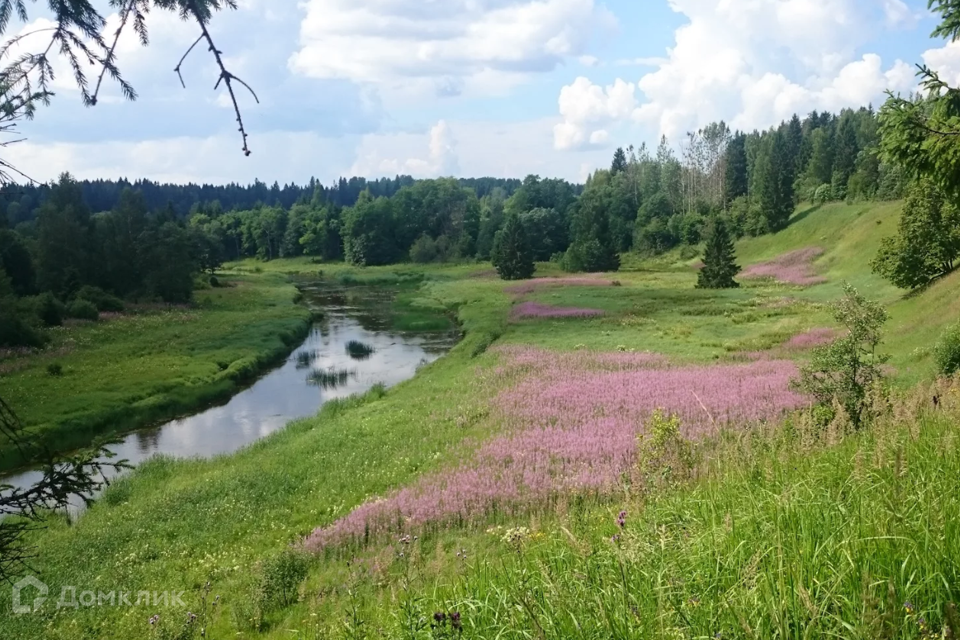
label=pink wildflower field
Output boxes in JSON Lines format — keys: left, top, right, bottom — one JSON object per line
{"left": 783, "top": 328, "right": 836, "bottom": 350}
{"left": 303, "top": 346, "right": 808, "bottom": 551}
{"left": 741, "top": 248, "right": 827, "bottom": 286}
{"left": 510, "top": 301, "right": 605, "bottom": 320}
{"left": 505, "top": 274, "right": 614, "bottom": 296}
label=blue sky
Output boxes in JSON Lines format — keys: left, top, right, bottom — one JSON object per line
{"left": 10, "top": 0, "right": 960, "bottom": 186}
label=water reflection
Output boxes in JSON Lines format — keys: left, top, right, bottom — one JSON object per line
{"left": 2, "top": 283, "right": 459, "bottom": 507}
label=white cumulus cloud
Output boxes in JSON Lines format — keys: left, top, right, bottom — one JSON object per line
{"left": 554, "top": 0, "right": 923, "bottom": 149}
{"left": 289, "top": 0, "right": 616, "bottom": 97}
{"left": 553, "top": 77, "right": 637, "bottom": 149}
{"left": 350, "top": 121, "right": 461, "bottom": 178}
{"left": 923, "top": 39, "right": 960, "bottom": 87}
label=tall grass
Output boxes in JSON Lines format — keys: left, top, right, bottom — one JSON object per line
{"left": 300, "top": 379, "right": 960, "bottom": 639}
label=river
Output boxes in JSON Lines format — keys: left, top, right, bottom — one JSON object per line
{"left": 1, "top": 283, "right": 459, "bottom": 508}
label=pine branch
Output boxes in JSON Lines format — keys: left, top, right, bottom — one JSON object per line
{"left": 0, "top": 395, "right": 129, "bottom": 583}
{"left": 91, "top": 0, "right": 142, "bottom": 105}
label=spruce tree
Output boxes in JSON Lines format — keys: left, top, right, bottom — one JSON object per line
{"left": 611, "top": 147, "right": 628, "bottom": 175}
{"left": 697, "top": 217, "right": 741, "bottom": 289}
{"left": 723, "top": 132, "right": 748, "bottom": 204}
{"left": 756, "top": 131, "right": 794, "bottom": 232}
{"left": 491, "top": 212, "right": 535, "bottom": 280}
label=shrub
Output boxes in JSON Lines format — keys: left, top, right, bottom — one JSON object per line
{"left": 67, "top": 299, "right": 99, "bottom": 321}
{"left": 46, "top": 363, "right": 63, "bottom": 377}
{"left": 813, "top": 184, "right": 832, "bottom": 205}
{"left": 75, "top": 285, "right": 124, "bottom": 312}
{"left": 792, "top": 283, "right": 888, "bottom": 428}
{"left": 33, "top": 292, "right": 65, "bottom": 327}
{"left": 409, "top": 233, "right": 439, "bottom": 264}
{"left": 255, "top": 549, "right": 310, "bottom": 612}
{"left": 636, "top": 409, "right": 697, "bottom": 490}
{"left": 934, "top": 323, "right": 960, "bottom": 377}
{"left": 0, "top": 306, "right": 44, "bottom": 348}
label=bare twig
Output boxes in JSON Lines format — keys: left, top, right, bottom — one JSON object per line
{"left": 173, "top": 33, "right": 203, "bottom": 89}
{"left": 691, "top": 391, "right": 717, "bottom": 428}
{"left": 179, "top": 0, "right": 257, "bottom": 156}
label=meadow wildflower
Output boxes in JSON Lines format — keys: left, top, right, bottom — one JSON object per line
{"left": 741, "top": 248, "right": 827, "bottom": 286}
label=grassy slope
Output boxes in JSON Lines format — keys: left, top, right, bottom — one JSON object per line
{"left": 3, "top": 200, "right": 960, "bottom": 639}
{"left": 734, "top": 200, "right": 957, "bottom": 383}
{"left": 0, "top": 271, "right": 310, "bottom": 470}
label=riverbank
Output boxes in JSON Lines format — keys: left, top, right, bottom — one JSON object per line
{"left": 0, "top": 271, "right": 311, "bottom": 471}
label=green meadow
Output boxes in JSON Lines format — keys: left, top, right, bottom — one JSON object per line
{"left": 0, "top": 272, "right": 311, "bottom": 470}
{"left": 2, "top": 201, "right": 960, "bottom": 639}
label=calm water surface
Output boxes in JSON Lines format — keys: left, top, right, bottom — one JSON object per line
{"left": 3, "top": 283, "right": 459, "bottom": 505}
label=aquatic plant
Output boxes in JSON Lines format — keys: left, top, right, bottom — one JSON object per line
{"left": 307, "top": 368, "right": 355, "bottom": 389}
{"left": 294, "top": 350, "right": 315, "bottom": 369}
{"left": 346, "top": 340, "right": 375, "bottom": 360}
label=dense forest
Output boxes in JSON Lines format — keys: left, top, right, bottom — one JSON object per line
{"left": 0, "top": 105, "right": 913, "bottom": 349}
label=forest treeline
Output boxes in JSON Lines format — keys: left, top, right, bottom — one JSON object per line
{"left": 191, "top": 105, "right": 908, "bottom": 273}
{"left": 1, "top": 175, "right": 525, "bottom": 227}
{"left": 0, "top": 104, "right": 910, "bottom": 348}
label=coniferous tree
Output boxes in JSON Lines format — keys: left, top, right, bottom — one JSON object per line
{"left": 491, "top": 212, "right": 535, "bottom": 280}
{"left": 611, "top": 147, "right": 628, "bottom": 175}
{"left": 562, "top": 177, "right": 621, "bottom": 272}
{"left": 756, "top": 131, "right": 795, "bottom": 232}
{"left": 35, "top": 173, "right": 93, "bottom": 298}
{"left": 784, "top": 114, "right": 805, "bottom": 183}
{"left": 724, "top": 132, "right": 749, "bottom": 204}
{"left": 878, "top": 2, "right": 960, "bottom": 196}
{"left": 697, "top": 217, "right": 740, "bottom": 289}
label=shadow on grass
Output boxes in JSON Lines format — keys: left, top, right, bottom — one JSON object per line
{"left": 787, "top": 203, "right": 823, "bottom": 228}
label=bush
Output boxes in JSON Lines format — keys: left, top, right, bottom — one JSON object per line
{"left": 812, "top": 184, "right": 832, "bottom": 205}
{"left": 75, "top": 285, "right": 124, "bottom": 312}
{"left": 67, "top": 299, "right": 99, "bottom": 321}
{"left": 792, "top": 283, "right": 888, "bottom": 428}
{"left": 255, "top": 549, "right": 310, "bottom": 612}
{"left": 409, "top": 234, "right": 438, "bottom": 264}
{"left": 46, "top": 363, "right": 63, "bottom": 377}
{"left": 33, "top": 292, "right": 65, "bottom": 327}
{"left": 934, "top": 323, "right": 960, "bottom": 377}
{"left": 0, "top": 304, "right": 44, "bottom": 348}
{"left": 636, "top": 409, "right": 697, "bottom": 490}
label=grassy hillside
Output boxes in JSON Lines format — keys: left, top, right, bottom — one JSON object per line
{"left": 4, "top": 200, "right": 960, "bottom": 639}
